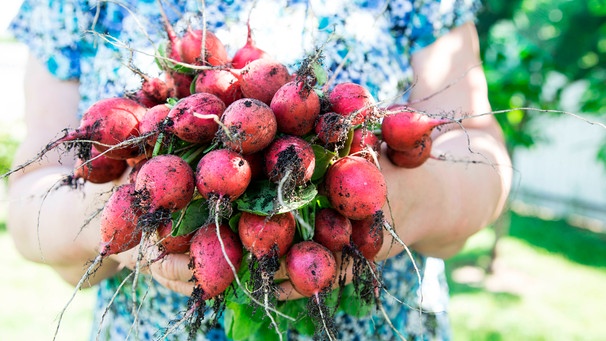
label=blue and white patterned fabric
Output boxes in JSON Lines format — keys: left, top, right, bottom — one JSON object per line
{"left": 10, "top": 1, "right": 480, "bottom": 339}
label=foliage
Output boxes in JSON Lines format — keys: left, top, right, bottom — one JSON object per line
{"left": 0, "top": 131, "right": 19, "bottom": 180}
{"left": 476, "top": 0, "right": 606, "bottom": 162}
{"left": 445, "top": 211, "right": 606, "bottom": 340}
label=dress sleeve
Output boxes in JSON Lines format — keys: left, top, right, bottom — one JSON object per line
{"left": 8, "top": 0, "right": 96, "bottom": 80}
{"left": 388, "top": 0, "right": 482, "bottom": 54}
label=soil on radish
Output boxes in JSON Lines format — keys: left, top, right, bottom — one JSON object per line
{"left": 247, "top": 246, "right": 281, "bottom": 312}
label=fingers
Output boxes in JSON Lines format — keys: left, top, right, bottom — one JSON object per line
{"left": 112, "top": 244, "right": 196, "bottom": 297}
{"left": 149, "top": 253, "right": 195, "bottom": 296}
{"left": 274, "top": 259, "right": 288, "bottom": 280}
{"left": 276, "top": 280, "right": 304, "bottom": 301}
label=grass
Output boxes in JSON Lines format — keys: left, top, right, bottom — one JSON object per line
{"left": 1, "top": 209, "right": 605, "bottom": 340}
{"left": 446, "top": 210, "right": 606, "bottom": 341}
{"left": 0, "top": 229, "right": 96, "bottom": 341}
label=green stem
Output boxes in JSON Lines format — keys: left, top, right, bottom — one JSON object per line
{"left": 152, "top": 133, "right": 165, "bottom": 157}
{"left": 181, "top": 144, "right": 207, "bottom": 165}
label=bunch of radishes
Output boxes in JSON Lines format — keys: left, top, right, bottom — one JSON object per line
{"left": 7, "top": 15, "right": 454, "bottom": 341}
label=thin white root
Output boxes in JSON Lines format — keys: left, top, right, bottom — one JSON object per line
{"left": 313, "top": 293, "right": 336, "bottom": 341}
{"left": 276, "top": 169, "right": 313, "bottom": 237}
{"left": 129, "top": 230, "right": 153, "bottom": 338}
{"left": 53, "top": 254, "right": 104, "bottom": 341}
{"left": 94, "top": 271, "right": 134, "bottom": 341}
{"left": 262, "top": 272, "right": 283, "bottom": 341}
{"left": 193, "top": 112, "right": 234, "bottom": 140}
{"left": 377, "top": 300, "right": 407, "bottom": 341}
{"left": 212, "top": 201, "right": 296, "bottom": 321}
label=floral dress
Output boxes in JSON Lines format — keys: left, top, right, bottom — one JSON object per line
{"left": 10, "top": 0, "right": 480, "bottom": 340}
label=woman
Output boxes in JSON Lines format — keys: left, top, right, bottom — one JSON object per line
{"left": 8, "top": 0, "right": 511, "bottom": 339}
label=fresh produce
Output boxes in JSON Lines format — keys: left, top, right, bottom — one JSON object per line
{"left": 263, "top": 135, "right": 315, "bottom": 187}
{"left": 270, "top": 80, "right": 321, "bottom": 136}
{"left": 165, "top": 92, "right": 225, "bottom": 144}
{"left": 231, "top": 21, "right": 270, "bottom": 69}
{"left": 380, "top": 103, "right": 452, "bottom": 168}
{"left": 324, "top": 155, "right": 387, "bottom": 220}
{"left": 218, "top": 98, "right": 277, "bottom": 154}
{"left": 134, "top": 154, "right": 195, "bottom": 213}
{"left": 238, "top": 211, "right": 296, "bottom": 259}
{"left": 195, "top": 148, "right": 252, "bottom": 202}
{"left": 190, "top": 223, "right": 244, "bottom": 300}
{"left": 3, "top": 18, "right": 454, "bottom": 341}
{"left": 312, "top": 208, "right": 352, "bottom": 253}
{"left": 99, "top": 183, "right": 143, "bottom": 256}
{"left": 193, "top": 69, "right": 243, "bottom": 106}
{"left": 237, "top": 59, "right": 292, "bottom": 104}
{"left": 72, "top": 145, "right": 128, "bottom": 184}
{"left": 327, "top": 82, "right": 375, "bottom": 125}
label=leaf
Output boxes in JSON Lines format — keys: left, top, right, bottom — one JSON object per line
{"left": 337, "top": 284, "right": 374, "bottom": 318}
{"left": 338, "top": 128, "right": 355, "bottom": 158}
{"left": 154, "top": 41, "right": 168, "bottom": 70}
{"left": 224, "top": 256, "right": 251, "bottom": 305}
{"left": 277, "top": 299, "right": 315, "bottom": 336}
{"left": 236, "top": 180, "right": 318, "bottom": 215}
{"left": 228, "top": 212, "right": 242, "bottom": 232}
{"left": 312, "top": 62, "right": 328, "bottom": 86}
{"left": 311, "top": 144, "right": 337, "bottom": 182}
{"left": 171, "top": 199, "right": 209, "bottom": 236}
{"left": 224, "top": 302, "right": 265, "bottom": 340}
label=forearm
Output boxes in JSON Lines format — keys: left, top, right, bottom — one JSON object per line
{"left": 377, "top": 22, "right": 512, "bottom": 260}
{"left": 378, "top": 126, "right": 510, "bottom": 259}
{"left": 8, "top": 165, "right": 122, "bottom": 286}
{"left": 7, "top": 55, "right": 122, "bottom": 286}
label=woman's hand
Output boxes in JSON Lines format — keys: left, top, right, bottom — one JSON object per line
{"left": 109, "top": 238, "right": 196, "bottom": 297}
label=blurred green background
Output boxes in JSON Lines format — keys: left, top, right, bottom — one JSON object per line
{"left": 1, "top": 0, "right": 605, "bottom": 340}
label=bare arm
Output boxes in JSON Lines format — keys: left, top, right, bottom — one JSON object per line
{"left": 7, "top": 55, "right": 122, "bottom": 286}
{"left": 377, "top": 22, "right": 512, "bottom": 260}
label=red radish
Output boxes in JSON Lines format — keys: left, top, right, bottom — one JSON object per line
{"left": 348, "top": 128, "right": 381, "bottom": 160}
{"left": 73, "top": 145, "right": 128, "bottom": 184}
{"left": 242, "top": 151, "right": 265, "bottom": 180}
{"left": 134, "top": 154, "right": 195, "bottom": 213}
{"left": 238, "top": 211, "right": 296, "bottom": 259}
{"left": 165, "top": 72, "right": 194, "bottom": 99}
{"left": 157, "top": 1, "right": 182, "bottom": 64}
{"left": 270, "top": 81, "right": 321, "bottom": 136}
{"left": 285, "top": 240, "right": 337, "bottom": 297}
{"left": 327, "top": 82, "right": 376, "bottom": 125}
{"left": 138, "top": 104, "right": 171, "bottom": 146}
{"left": 132, "top": 76, "right": 171, "bottom": 108}
{"left": 53, "top": 183, "right": 144, "bottom": 338}
{"left": 193, "top": 69, "right": 243, "bottom": 106}
{"left": 381, "top": 104, "right": 450, "bottom": 152}
{"left": 126, "top": 153, "right": 150, "bottom": 168}
{"left": 314, "top": 112, "right": 350, "bottom": 145}
{"left": 195, "top": 148, "right": 252, "bottom": 202}
{"left": 99, "top": 183, "right": 143, "bottom": 256}
{"left": 324, "top": 156, "right": 387, "bottom": 220}
{"left": 231, "top": 22, "right": 270, "bottom": 69}
{"left": 127, "top": 157, "right": 149, "bottom": 184}
{"left": 386, "top": 135, "right": 433, "bottom": 168}
{"left": 59, "top": 97, "right": 148, "bottom": 160}
{"left": 312, "top": 208, "right": 352, "bottom": 253}
{"left": 0, "top": 97, "right": 146, "bottom": 178}
{"left": 219, "top": 98, "right": 277, "bottom": 155}
{"left": 166, "top": 92, "right": 225, "bottom": 144}
{"left": 238, "top": 59, "right": 291, "bottom": 104}
{"left": 180, "top": 27, "right": 229, "bottom": 66}
{"left": 190, "top": 223, "right": 244, "bottom": 300}
{"left": 264, "top": 135, "right": 315, "bottom": 186}
{"left": 156, "top": 221, "right": 194, "bottom": 255}
{"left": 351, "top": 211, "right": 385, "bottom": 260}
